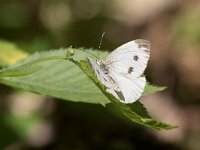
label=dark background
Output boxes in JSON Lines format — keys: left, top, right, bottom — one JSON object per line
{"left": 0, "top": 0, "right": 200, "bottom": 149}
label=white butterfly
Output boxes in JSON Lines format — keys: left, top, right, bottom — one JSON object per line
{"left": 87, "top": 39, "right": 150, "bottom": 104}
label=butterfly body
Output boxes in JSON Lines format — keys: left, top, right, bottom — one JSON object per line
{"left": 87, "top": 39, "right": 150, "bottom": 104}
{"left": 97, "top": 60, "right": 109, "bottom": 74}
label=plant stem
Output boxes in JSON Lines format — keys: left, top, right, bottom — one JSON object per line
{"left": 20, "top": 56, "right": 68, "bottom": 67}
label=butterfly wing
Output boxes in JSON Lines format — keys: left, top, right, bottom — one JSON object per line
{"left": 106, "top": 39, "right": 150, "bottom": 79}
{"left": 105, "top": 39, "right": 150, "bottom": 103}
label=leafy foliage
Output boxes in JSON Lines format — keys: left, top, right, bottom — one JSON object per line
{"left": 0, "top": 48, "right": 177, "bottom": 130}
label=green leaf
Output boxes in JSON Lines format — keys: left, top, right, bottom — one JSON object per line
{"left": 0, "top": 48, "right": 177, "bottom": 130}
{"left": 0, "top": 40, "right": 28, "bottom": 66}
{"left": 0, "top": 49, "right": 110, "bottom": 105}
{"left": 69, "top": 58, "right": 177, "bottom": 130}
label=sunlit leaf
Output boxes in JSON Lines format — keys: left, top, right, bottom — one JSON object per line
{"left": 0, "top": 40, "right": 28, "bottom": 66}
{"left": 0, "top": 48, "right": 177, "bottom": 130}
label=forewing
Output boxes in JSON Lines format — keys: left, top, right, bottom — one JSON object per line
{"left": 105, "top": 39, "right": 150, "bottom": 79}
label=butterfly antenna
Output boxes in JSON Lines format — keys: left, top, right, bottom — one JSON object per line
{"left": 98, "top": 32, "right": 105, "bottom": 59}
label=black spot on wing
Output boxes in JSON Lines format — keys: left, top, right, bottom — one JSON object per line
{"left": 128, "top": 67, "right": 134, "bottom": 74}
{"left": 115, "top": 91, "right": 125, "bottom": 102}
{"left": 135, "top": 39, "right": 150, "bottom": 53}
{"left": 103, "top": 77, "right": 107, "bottom": 81}
{"left": 133, "top": 55, "right": 139, "bottom": 61}
{"left": 96, "top": 70, "right": 100, "bottom": 75}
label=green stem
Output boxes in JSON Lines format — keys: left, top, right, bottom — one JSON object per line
{"left": 0, "top": 56, "right": 69, "bottom": 78}
{"left": 20, "top": 56, "right": 68, "bottom": 67}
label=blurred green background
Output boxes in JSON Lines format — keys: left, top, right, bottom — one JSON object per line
{"left": 1, "top": 0, "right": 200, "bottom": 149}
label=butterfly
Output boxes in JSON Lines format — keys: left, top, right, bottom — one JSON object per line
{"left": 87, "top": 39, "right": 150, "bottom": 104}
